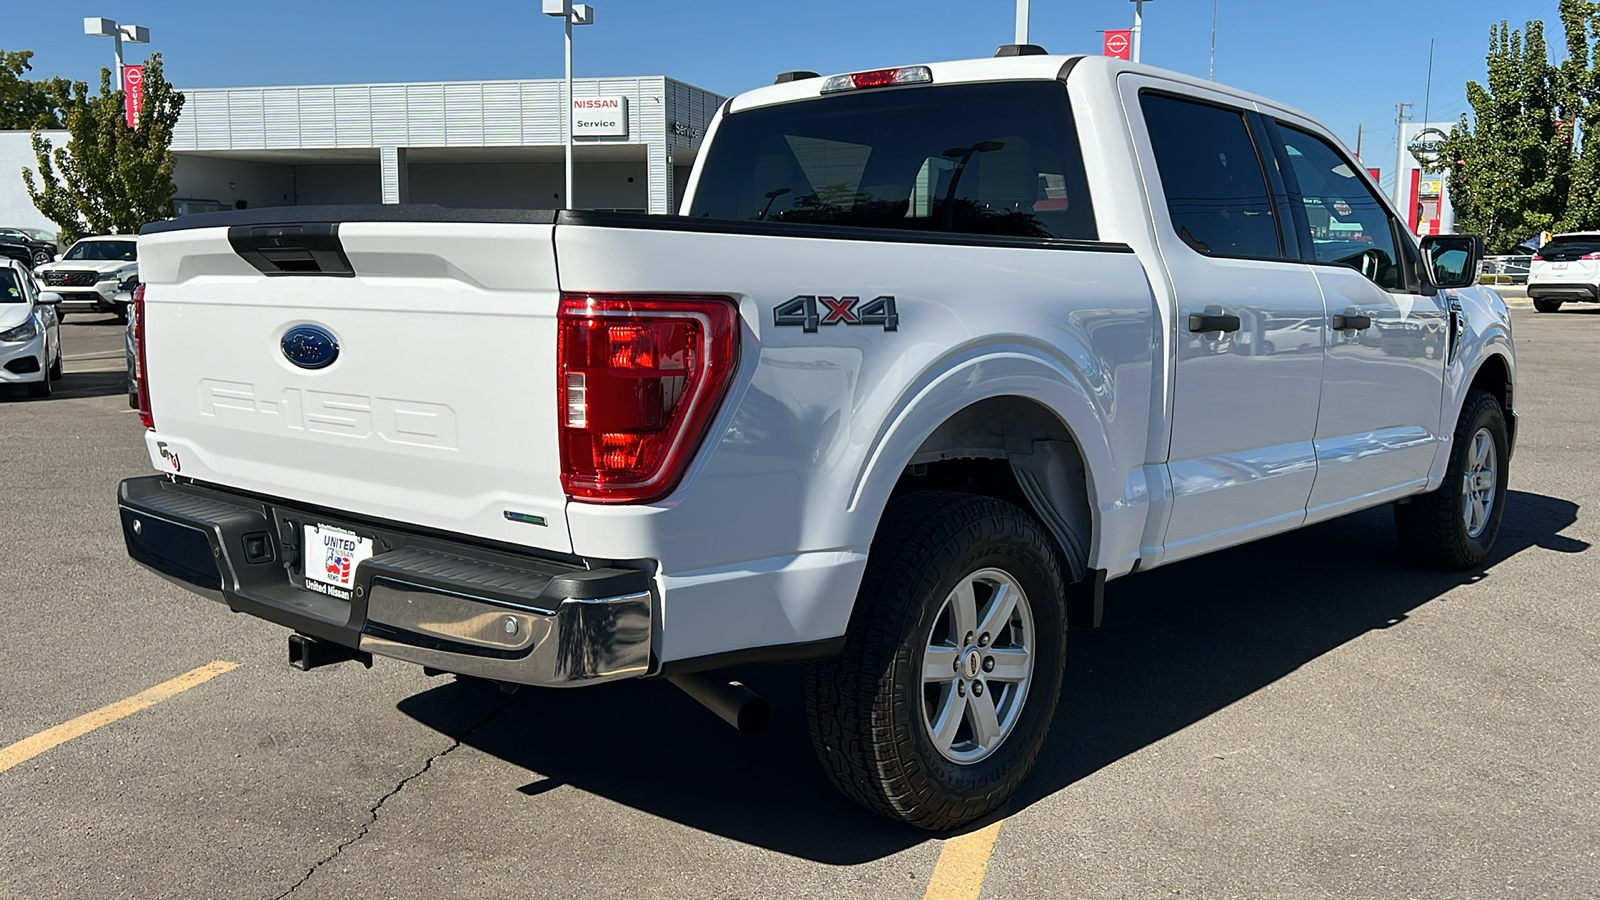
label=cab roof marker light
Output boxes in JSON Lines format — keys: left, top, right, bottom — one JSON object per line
{"left": 820, "top": 66, "right": 934, "bottom": 94}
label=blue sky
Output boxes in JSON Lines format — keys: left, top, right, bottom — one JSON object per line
{"left": 4, "top": 1, "right": 1572, "bottom": 190}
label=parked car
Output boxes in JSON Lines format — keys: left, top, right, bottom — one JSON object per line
{"left": 118, "top": 52, "right": 1515, "bottom": 830}
{"left": 1527, "top": 232, "right": 1600, "bottom": 312}
{"left": 0, "top": 259, "right": 63, "bottom": 398}
{"left": 118, "top": 282, "right": 140, "bottom": 407}
{"left": 34, "top": 235, "right": 138, "bottom": 321}
{"left": 0, "top": 227, "right": 59, "bottom": 267}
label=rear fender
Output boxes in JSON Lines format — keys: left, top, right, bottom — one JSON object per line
{"left": 846, "top": 343, "right": 1149, "bottom": 579}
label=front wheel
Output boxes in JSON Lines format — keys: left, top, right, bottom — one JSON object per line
{"left": 1395, "top": 389, "right": 1509, "bottom": 569}
{"left": 805, "top": 492, "right": 1068, "bottom": 830}
{"left": 1532, "top": 298, "right": 1563, "bottom": 313}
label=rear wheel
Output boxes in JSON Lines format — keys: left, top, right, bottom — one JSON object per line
{"left": 1533, "top": 298, "right": 1563, "bottom": 313}
{"left": 1395, "top": 389, "right": 1509, "bottom": 569}
{"left": 805, "top": 492, "right": 1068, "bottom": 830}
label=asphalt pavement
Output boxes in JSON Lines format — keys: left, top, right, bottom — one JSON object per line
{"left": 1, "top": 308, "right": 1596, "bottom": 899}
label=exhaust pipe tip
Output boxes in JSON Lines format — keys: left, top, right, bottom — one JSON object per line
{"left": 669, "top": 671, "right": 771, "bottom": 735}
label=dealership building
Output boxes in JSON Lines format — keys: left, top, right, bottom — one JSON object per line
{"left": 0, "top": 73, "right": 726, "bottom": 234}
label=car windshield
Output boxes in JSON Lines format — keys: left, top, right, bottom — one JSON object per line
{"left": 64, "top": 240, "right": 136, "bottom": 261}
{"left": 1536, "top": 237, "right": 1600, "bottom": 261}
{"left": 1, "top": 269, "right": 23, "bottom": 303}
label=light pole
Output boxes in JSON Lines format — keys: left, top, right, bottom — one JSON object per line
{"left": 544, "top": 0, "right": 595, "bottom": 211}
{"left": 83, "top": 17, "right": 150, "bottom": 92}
{"left": 1015, "top": 0, "right": 1030, "bottom": 44}
{"left": 1130, "top": 0, "right": 1152, "bottom": 64}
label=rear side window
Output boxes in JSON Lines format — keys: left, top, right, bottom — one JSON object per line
{"left": 1139, "top": 93, "right": 1281, "bottom": 260}
{"left": 689, "top": 81, "right": 1098, "bottom": 241}
{"left": 1536, "top": 237, "right": 1600, "bottom": 261}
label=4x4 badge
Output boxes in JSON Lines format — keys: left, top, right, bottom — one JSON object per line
{"left": 774, "top": 295, "right": 898, "bottom": 334}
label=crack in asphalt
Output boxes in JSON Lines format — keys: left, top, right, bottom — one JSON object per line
{"left": 270, "top": 693, "right": 517, "bottom": 900}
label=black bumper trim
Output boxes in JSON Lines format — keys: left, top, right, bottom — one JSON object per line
{"left": 118, "top": 476, "right": 649, "bottom": 652}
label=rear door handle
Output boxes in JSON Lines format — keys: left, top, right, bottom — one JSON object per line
{"left": 1332, "top": 314, "right": 1372, "bottom": 330}
{"left": 1188, "top": 313, "right": 1241, "bottom": 333}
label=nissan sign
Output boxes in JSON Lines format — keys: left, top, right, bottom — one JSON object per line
{"left": 573, "top": 96, "right": 628, "bottom": 137}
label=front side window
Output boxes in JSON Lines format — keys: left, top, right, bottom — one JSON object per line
{"left": 1277, "top": 125, "right": 1405, "bottom": 291}
{"left": 64, "top": 240, "right": 136, "bottom": 262}
{"left": 1140, "top": 93, "right": 1282, "bottom": 260}
{"left": 689, "top": 81, "right": 1098, "bottom": 241}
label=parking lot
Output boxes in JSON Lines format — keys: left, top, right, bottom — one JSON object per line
{"left": 2, "top": 306, "right": 1596, "bottom": 899}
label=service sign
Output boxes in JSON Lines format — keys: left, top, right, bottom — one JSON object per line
{"left": 573, "top": 96, "right": 628, "bottom": 137}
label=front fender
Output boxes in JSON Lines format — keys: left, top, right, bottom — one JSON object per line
{"left": 1429, "top": 285, "right": 1516, "bottom": 489}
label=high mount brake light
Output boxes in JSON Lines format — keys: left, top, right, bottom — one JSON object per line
{"left": 133, "top": 283, "right": 153, "bottom": 429}
{"left": 820, "top": 66, "right": 934, "bottom": 94}
{"left": 558, "top": 293, "right": 739, "bottom": 504}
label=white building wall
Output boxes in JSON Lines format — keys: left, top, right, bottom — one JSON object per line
{"left": 0, "top": 131, "right": 70, "bottom": 235}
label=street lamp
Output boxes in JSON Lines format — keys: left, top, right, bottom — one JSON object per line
{"left": 1015, "top": 0, "right": 1030, "bottom": 44}
{"left": 83, "top": 17, "right": 150, "bottom": 92}
{"left": 1129, "top": 0, "right": 1152, "bottom": 64}
{"left": 543, "top": 0, "right": 595, "bottom": 211}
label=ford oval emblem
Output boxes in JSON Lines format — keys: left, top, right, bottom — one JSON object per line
{"left": 281, "top": 325, "right": 340, "bottom": 370}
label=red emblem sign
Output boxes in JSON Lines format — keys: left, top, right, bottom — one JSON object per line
{"left": 1104, "top": 30, "right": 1132, "bottom": 61}
{"left": 123, "top": 64, "right": 145, "bottom": 129}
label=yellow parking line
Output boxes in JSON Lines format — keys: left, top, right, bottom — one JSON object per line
{"left": 923, "top": 820, "right": 1005, "bottom": 900}
{"left": 0, "top": 661, "right": 239, "bottom": 774}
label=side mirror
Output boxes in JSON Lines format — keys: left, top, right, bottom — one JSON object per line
{"left": 1420, "top": 234, "right": 1484, "bottom": 289}
{"left": 36, "top": 291, "right": 62, "bottom": 305}
{"left": 52, "top": 253, "right": 62, "bottom": 262}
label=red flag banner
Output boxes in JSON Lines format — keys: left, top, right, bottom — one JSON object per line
{"left": 123, "top": 64, "right": 145, "bottom": 129}
{"left": 1103, "top": 30, "right": 1132, "bottom": 61}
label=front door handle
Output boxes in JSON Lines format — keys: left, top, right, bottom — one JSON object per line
{"left": 1188, "top": 313, "right": 1241, "bottom": 333}
{"left": 1332, "top": 314, "right": 1372, "bottom": 330}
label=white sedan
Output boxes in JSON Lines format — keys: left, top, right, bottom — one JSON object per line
{"left": 0, "top": 259, "right": 63, "bottom": 399}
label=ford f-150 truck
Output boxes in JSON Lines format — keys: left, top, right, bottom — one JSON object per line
{"left": 119, "top": 51, "right": 1515, "bottom": 830}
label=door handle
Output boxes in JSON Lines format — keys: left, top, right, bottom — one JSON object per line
{"left": 1332, "top": 314, "right": 1372, "bottom": 330}
{"left": 1188, "top": 313, "right": 1241, "bottom": 333}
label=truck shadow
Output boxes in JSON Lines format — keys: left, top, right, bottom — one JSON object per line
{"left": 397, "top": 489, "right": 1583, "bottom": 863}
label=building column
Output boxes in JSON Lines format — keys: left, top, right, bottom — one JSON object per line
{"left": 381, "top": 146, "right": 409, "bottom": 205}
{"left": 647, "top": 140, "right": 670, "bottom": 214}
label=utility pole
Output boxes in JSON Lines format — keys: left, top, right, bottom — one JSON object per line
{"left": 1393, "top": 102, "right": 1415, "bottom": 208}
{"left": 1210, "top": 0, "right": 1218, "bottom": 79}
{"left": 1131, "top": 0, "right": 1150, "bottom": 64}
{"left": 1016, "top": 0, "right": 1030, "bottom": 44}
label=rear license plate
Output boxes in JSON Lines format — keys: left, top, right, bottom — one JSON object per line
{"left": 302, "top": 523, "right": 374, "bottom": 600}
{"left": 1553, "top": 262, "right": 1569, "bottom": 269}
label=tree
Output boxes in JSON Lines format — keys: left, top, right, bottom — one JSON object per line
{"left": 21, "top": 54, "right": 184, "bottom": 245}
{"left": 0, "top": 49, "right": 71, "bottom": 130}
{"left": 1555, "top": 0, "right": 1600, "bottom": 232}
{"left": 1438, "top": 19, "right": 1566, "bottom": 252}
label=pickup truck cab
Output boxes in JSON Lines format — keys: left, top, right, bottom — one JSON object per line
{"left": 119, "top": 51, "right": 1515, "bottom": 829}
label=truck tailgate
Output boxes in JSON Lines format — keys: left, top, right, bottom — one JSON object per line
{"left": 137, "top": 218, "right": 573, "bottom": 554}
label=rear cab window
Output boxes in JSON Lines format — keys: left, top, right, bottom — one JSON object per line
{"left": 689, "top": 81, "right": 1098, "bottom": 241}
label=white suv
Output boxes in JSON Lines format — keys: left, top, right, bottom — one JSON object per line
{"left": 33, "top": 235, "right": 139, "bottom": 321}
{"left": 1528, "top": 232, "right": 1600, "bottom": 312}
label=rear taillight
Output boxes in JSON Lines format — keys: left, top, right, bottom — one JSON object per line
{"left": 1583, "top": 252, "right": 1600, "bottom": 260}
{"left": 132, "top": 283, "right": 153, "bottom": 429}
{"left": 558, "top": 293, "right": 739, "bottom": 503}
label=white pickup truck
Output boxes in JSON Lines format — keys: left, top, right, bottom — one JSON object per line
{"left": 120, "top": 52, "right": 1515, "bottom": 829}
